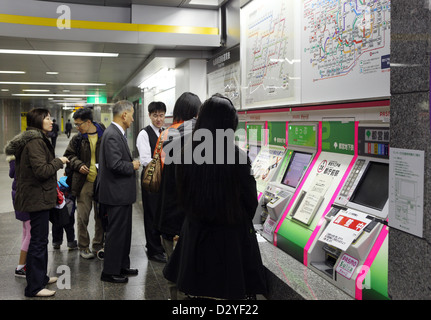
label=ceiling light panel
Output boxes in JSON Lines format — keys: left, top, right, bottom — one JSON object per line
{"left": 12, "top": 94, "right": 100, "bottom": 97}
{"left": 0, "top": 81, "right": 105, "bottom": 86}
{"left": 0, "top": 70, "right": 26, "bottom": 74}
{"left": 0, "top": 49, "right": 119, "bottom": 57}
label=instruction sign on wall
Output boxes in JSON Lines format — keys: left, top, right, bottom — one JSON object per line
{"left": 388, "top": 148, "right": 424, "bottom": 238}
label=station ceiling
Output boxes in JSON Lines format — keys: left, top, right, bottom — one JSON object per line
{"left": 0, "top": 0, "right": 226, "bottom": 105}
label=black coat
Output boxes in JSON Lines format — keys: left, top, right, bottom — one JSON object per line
{"left": 163, "top": 157, "right": 267, "bottom": 299}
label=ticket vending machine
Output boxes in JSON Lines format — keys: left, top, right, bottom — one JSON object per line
{"left": 306, "top": 124, "right": 390, "bottom": 300}
{"left": 274, "top": 121, "right": 357, "bottom": 262}
{"left": 250, "top": 122, "right": 288, "bottom": 224}
{"left": 260, "top": 123, "right": 318, "bottom": 243}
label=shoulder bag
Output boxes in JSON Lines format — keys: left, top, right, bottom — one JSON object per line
{"left": 142, "top": 137, "right": 163, "bottom": 193}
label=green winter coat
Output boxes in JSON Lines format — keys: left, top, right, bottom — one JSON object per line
{"left": 4, "top": 127, "right": 63, "bottom": 212}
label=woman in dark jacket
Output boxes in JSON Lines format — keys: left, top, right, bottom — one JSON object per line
{"left": 163, "top": 94, "right": 267, "bottom": 300}
{"left": 5, "top": 108, "right": 69, "bottom": 297}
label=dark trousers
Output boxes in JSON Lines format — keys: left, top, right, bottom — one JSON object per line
{"left": 25, "top": 210, "right": 50, "bottom": 297}
{"left": 52, "top": 207, "right": 75, "bottom": 244}
{"left": 141, "top": 173, "right": 164, "bottom": 257}
{"left": 102, "top": 204, "right": 132, "bottom": 275}
{"left": 51, "top": 136, "right": 57, "bottom": 148}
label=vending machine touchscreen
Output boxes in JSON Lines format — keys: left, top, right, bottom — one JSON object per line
{"left": 259, "top": 123, "right": 318, "bottom": 243}
{"left": 349, "top": 161, "right": 389, "bottom": 215}
{"left": 248, "top": 145, "right": 261, "bottom": 164}
{"left": 281, "top": 152, "right": 313, "bottom": 188}
{"left": 306, "top": 125, "right": 390, "bottom": 300}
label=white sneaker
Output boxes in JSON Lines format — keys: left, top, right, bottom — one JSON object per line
{"left": 80, "top": 248, "right": 95, "bottom": 259}
{"left": 35, "top": 289, "right": 56, "bottom": 297}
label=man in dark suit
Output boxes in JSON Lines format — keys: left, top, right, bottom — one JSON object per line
{"left": 97, "top": 100, "right": 140, "bottom": 283}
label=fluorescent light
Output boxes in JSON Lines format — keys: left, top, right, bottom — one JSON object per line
{"left": 0, "top": 70, "right": 26, "bottom": 74}
{"left": 0, "top": 81, "right": 105, "bottom": 86}
{"left": 46, "top": 72, "right": 59, "bottom": 75}
{"left": 12, "top": 94, "right": 100, "bottom": 97}
{"left": 1, "top": 89, "right": 9, "bottom": 92}
{"left": 0, "top": 49, "right": 118, "bottom": 57}
{"left": 188, "top": 0, "right": 221, "bottom": 5}
{"left": 23, "top": 89, "right": 50, "bottom": 92}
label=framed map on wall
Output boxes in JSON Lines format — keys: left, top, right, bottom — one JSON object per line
{"left": 240, "top": 0, "right": 301, "bottom": 109}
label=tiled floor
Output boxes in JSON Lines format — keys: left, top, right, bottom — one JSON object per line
{"left": 0, "top": 133, "right": 170, "bottom": 300}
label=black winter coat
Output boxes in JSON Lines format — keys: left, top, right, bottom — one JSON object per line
{"left": 163, "top": 155, "right": 267, "bottom": 299}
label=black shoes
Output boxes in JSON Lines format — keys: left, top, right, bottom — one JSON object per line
{"left": 120, "top": 268, "right": 139, "bottom": 276}
{"left": 100, "top": 272, "right": 128, "bottom": 283}
{"left": 100, "top": 268, "right": 138, "bottom": 283}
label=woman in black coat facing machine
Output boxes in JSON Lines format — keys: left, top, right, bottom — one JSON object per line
{"left": 163, "top": 94, "right": 267, "bottom": 300}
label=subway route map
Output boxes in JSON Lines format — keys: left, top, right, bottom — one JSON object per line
{"left": 301, "top": 0, "right": 391, "bottom": 103}
{"left": 240, "top": 0, "right": 390, "bottom": 108}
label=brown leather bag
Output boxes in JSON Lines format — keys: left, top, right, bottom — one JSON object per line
{"left": 142, "top": 137, "right": 163, "bottom": 193}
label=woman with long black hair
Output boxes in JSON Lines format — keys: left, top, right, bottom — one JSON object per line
{"left": 163, "top": 94, "right": 267, "bottom": 300}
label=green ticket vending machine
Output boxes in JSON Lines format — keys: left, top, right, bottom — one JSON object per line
{"left": 250, "top": 121, "right": 287, "bottom": 225}
{"left": 306, "top": 124, "right": 390, "bottom": 300}
{"left": 260, "top": 123, "right": 318, "bottom": 243}
{"left": 274, "top": 121, "right": 357, "bottom": 263}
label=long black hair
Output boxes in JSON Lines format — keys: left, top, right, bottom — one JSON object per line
{"left": 173, "top": 92, "right": 200, "bottom": 123}
{"left": 177, "top": 94, "right": 249, "bottom": 226}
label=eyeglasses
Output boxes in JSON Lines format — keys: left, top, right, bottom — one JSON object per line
{"left": 74, "top": 122, "right": 86, "bottom": 128}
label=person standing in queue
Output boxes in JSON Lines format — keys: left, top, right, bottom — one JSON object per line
{"left": 136, "top": 101, "right": 167, "bottom": 263}
{"left": 5, "top": 108, "right": 69, "bottom": 297}
{"left": 163, "top": 95, "right": 267, "bottom": 300}
{"left": 154, "top": 92, "right": 201, "bottom": 299}
{"left": 97, "top": 100, "right": 140, "bottom": 283}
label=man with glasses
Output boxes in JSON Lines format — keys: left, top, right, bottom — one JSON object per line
{"left": 64, "top": 108, "right": 105, "bottom": 259}
{"left": 136, "top": 102, "right": 167, "bottom": 263}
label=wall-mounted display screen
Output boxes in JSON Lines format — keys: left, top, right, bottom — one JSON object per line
{"left": 350, "top": 161, "right": 389, "bottom": 210}
{"left": 281, "top": 151, "right": 312, "bottom": 188}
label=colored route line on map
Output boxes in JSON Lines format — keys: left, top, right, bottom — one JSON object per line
{"left": 304, "top": 0, "right": 390, "bottom": 82}
{"left": 246, "top": 3, "right": 291, "bottom": 92}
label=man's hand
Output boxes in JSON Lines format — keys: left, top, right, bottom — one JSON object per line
{"left": 79, "top": 164, "right": 90, "bottom": 175}
{"left": 132, "top": 160, "right": 140, "bottom": 171}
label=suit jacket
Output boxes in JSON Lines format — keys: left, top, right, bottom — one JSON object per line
{"left": 97, "top": 123, "right": 136, "bottom": 206}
